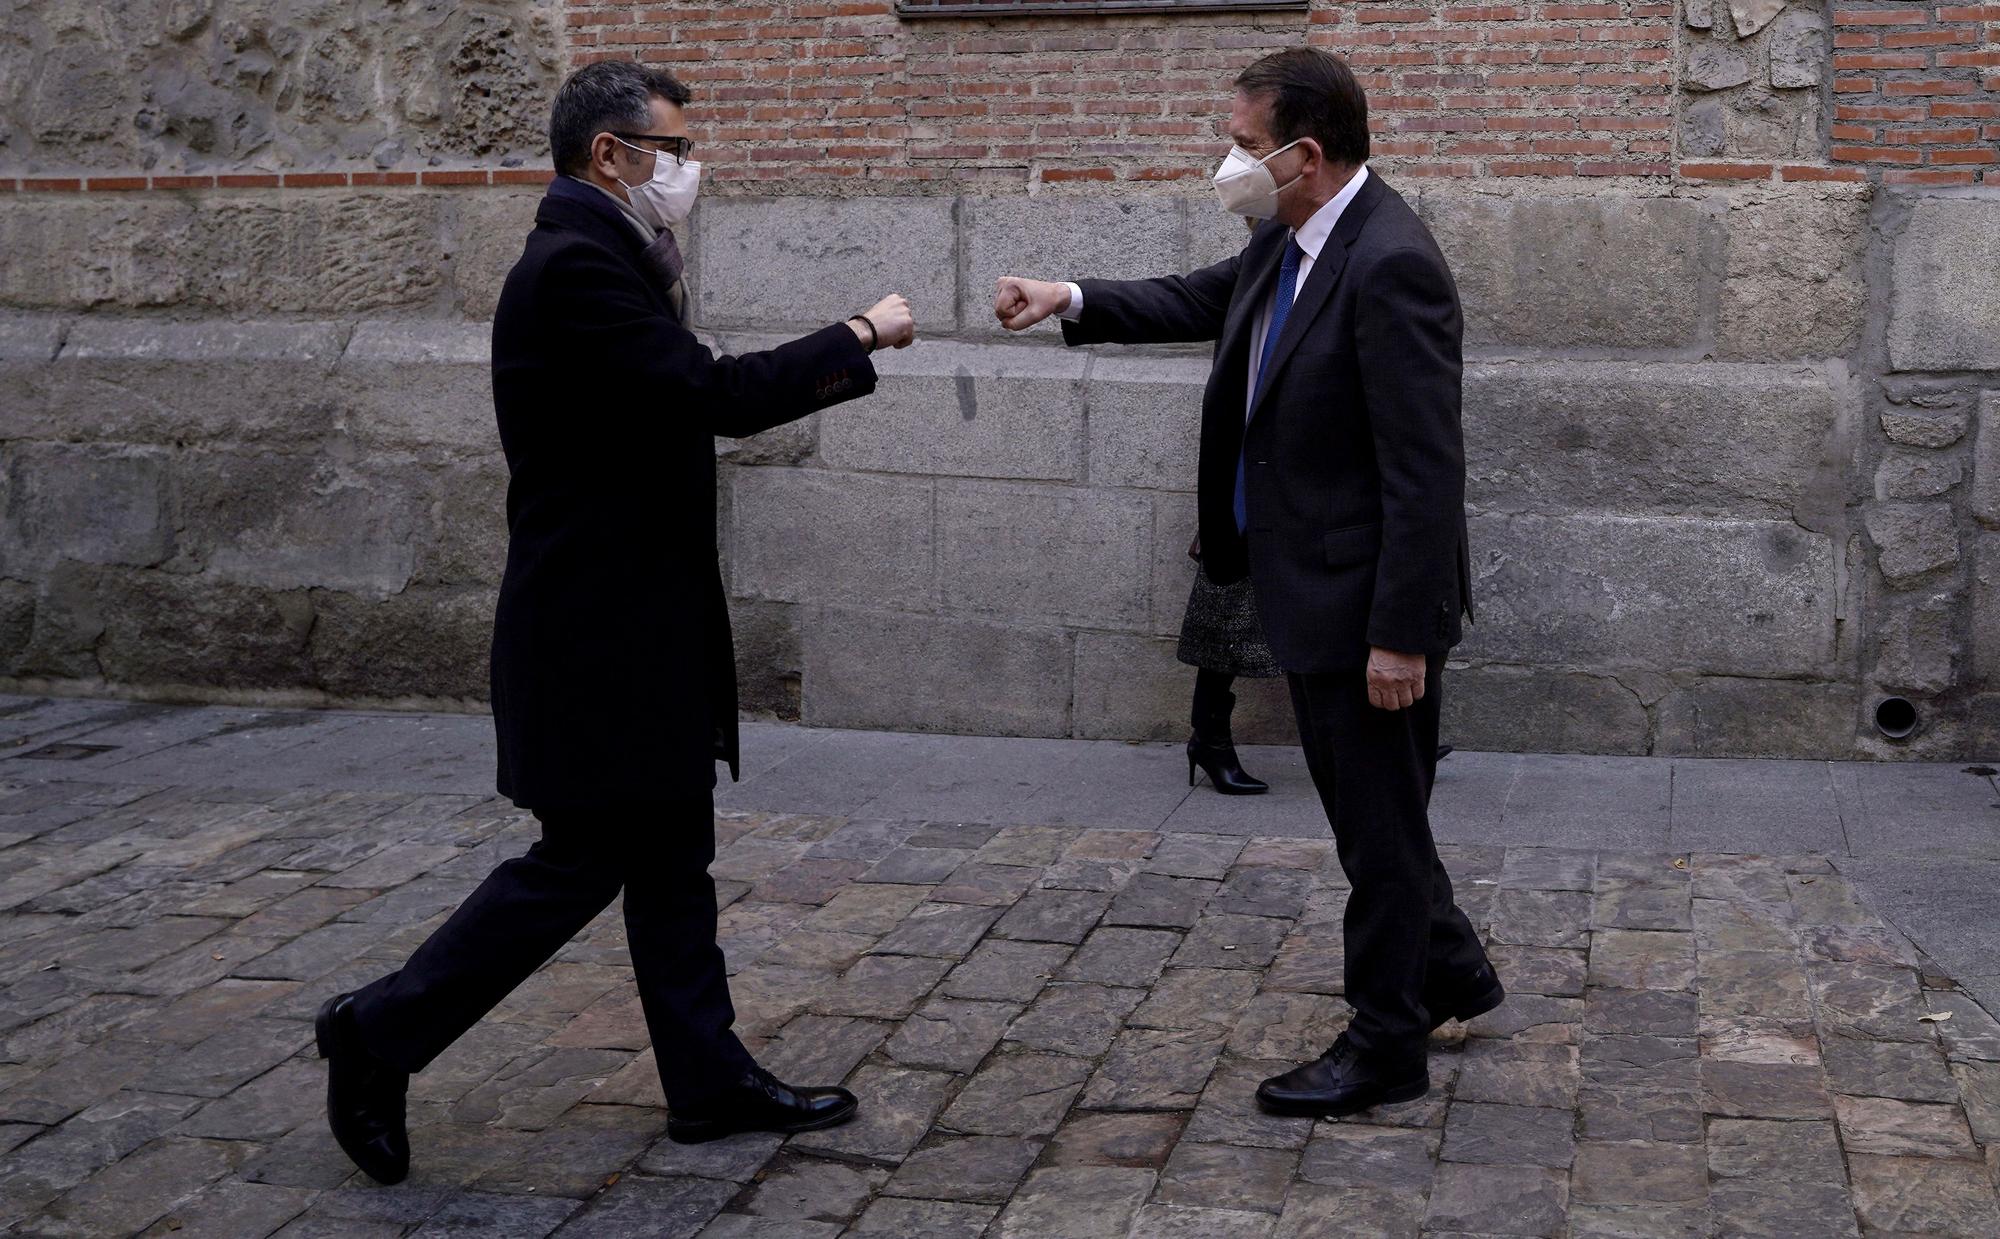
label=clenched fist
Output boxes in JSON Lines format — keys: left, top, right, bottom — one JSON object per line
{"left": 993, "top": 277, "right": 1072, "bottom": 331}
{"left": 852, "top": 293, "right": 916, "bottom": 351}
{"left": 1366, "top": 647, "right": 1428, "bottom": 712}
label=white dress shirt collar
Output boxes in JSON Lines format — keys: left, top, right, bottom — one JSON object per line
{"left": 1291, "top": 163, "right": 1368, "bottom": 263}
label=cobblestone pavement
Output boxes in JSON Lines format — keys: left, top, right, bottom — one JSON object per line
{"left": 3, "top": 784, "right": 2000, "bottom": 1236}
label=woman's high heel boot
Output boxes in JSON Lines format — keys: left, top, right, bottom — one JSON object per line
{"left": 1187, "top": 678, "right": 1268, "bottom": 795}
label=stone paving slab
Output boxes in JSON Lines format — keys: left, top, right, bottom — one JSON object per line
{"left": 4, "top": 695, "right": 2000, "bottom": 1233}
{"left": 10, "top": 698, "right": 2000, "bottom": 864}
{"left": 2, "top": 716, "right": 2000, "bottom": 1236}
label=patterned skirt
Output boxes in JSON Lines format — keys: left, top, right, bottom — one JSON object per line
{"left": 1176, "top": 565, "right": 1282, "bottom": 678}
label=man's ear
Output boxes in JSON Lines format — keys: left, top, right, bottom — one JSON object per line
{"left": 1298, "top": 137, "right": 1325, "bottom": 180}
{"left": 588, "top": 132, "right": 621, "bottom": 180}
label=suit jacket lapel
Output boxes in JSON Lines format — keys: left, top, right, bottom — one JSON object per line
{"left": 1246, "top": 173, "right": 1389, "bottom": 426}
{"left": 1218, "top": 224, "right": 1286, "bottom": 383}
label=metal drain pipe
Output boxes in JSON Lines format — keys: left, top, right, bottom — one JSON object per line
{"left": 1875, "top": 697, "right": 1919, "bottom": 740}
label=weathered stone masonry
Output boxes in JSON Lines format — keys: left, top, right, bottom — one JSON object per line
{"left": 0, "top": 1, "right": 1997, "bottom": 759}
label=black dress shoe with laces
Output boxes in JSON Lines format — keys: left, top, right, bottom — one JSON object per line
{"left": 1256, "top": 1035, "right": 1429, "bottom": 1118}
{"left": 666, "top": 1066, "right": 858, "bottom": 1145}
{"left": 315, "top": 993, "right": 410, "bottom": 1185}
{"left": 1427, "top": 962, "right": 1506, "bottom": 1033}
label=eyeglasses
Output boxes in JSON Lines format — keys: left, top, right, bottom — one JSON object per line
{"left": 612, "top": 132, "right": 694, "bottom": 166}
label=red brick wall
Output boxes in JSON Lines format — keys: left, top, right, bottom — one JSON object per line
{"left": 897, "top": 0, "right": 1309, "bottom": 11}
{"left": 567, "top": 0, "right": 1679, "bottom": 187}
{"left": 1832, "top": 2, "right": 2000, "bottom": 186}
{"left": 13, "top": 0, "right": 1992, "bottom": 196}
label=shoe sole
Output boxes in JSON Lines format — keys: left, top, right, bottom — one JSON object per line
{"left": 1430, "top": 982, "right": 1507, "bottom": 1034}
{"left": 1256, "top": 1076, "right": 1430, "bottom": 1119}
{"left": 666, "top": 1100, "right": 859, "bottom": 1145}
{"left": 1188, "top": 768, "right": 1271, "bottom": 796}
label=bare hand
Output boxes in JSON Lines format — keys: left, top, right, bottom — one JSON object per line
{"left": 854, "top": 293, "right": 916, "bottom": 350}
{"left": 993, "top": 277, "right": 1071, "bottom": 331}
{"left": 1366, "top": 647, "right": 1428, "bottom": 712}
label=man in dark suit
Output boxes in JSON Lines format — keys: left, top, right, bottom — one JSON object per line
{"left": 314, "top": 60, "right": 917, "bottom": 1184}
{"left": 996, "top": 47, "right": 1500, "bottom": 1116}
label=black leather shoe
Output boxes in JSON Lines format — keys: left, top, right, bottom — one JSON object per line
{"left": 666, "top": 1066, "right": 858, "bottom": 1145}
{"left": 1256, "top": 1035, "right": 1429, "bottom": 1118}
{"left": 1427, "top": 963, "right": 1506, "bottom": 1033}
{"left": 315, "top": 993, "right": 410, "bottom": 1185}
{"left": 1187, "top": 737, "right": 1270, "bottom": 795}
{"left": 1437, "top": 744, "right": 1455, "bottom": 762}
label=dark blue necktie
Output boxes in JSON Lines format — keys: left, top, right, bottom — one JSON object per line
{"left": 1236, "top": 237, "right": 1304, "bottom": 533}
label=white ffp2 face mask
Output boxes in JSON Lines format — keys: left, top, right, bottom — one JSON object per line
{"left": 613, "top": 136, "right": 701, "bottom": 231}
{"left": 1212, "top": 139, "right": 1304, "bottom": 219}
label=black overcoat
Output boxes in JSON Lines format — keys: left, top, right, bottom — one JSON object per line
{"left": 489, "top": 177, "right": 875, "bottom": 808}
{"left": 1061, "top": 174, "right": 1472, "bottom": 674}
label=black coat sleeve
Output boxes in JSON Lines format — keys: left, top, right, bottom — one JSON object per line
{"left": 1354, "top": 246, "right": 1466, "bottom": 655}
{"left": 1058, "top": 255, "right": 1241, "bottom": 346}
{"left": 541, "top": 244, "right": 877, "bottom": 438}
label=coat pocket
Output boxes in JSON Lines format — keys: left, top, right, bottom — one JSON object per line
{"left": 1322, "top": 522, "right": 1382, "bottom": 567}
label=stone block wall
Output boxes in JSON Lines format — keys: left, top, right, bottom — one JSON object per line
{"left": 0, "top": 0, "right": 561, "bottom": 176}
{"left": 1, "top": 0, "right": 1999, "bottom": 758}
{"left": 689, "top": 181, "right": 1993, "bottom": 760}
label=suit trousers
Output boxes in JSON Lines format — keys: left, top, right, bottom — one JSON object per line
{"left": 347, "top": 795, "right": 755, "bottom": 1110}
{"left": 1287, "top": 659, "right": 1490, "bottom": 1064}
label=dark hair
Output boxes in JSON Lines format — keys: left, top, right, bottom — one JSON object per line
{"left": 549, "top": 61, "right": 692, "bottom": 177}
{"left": 1234, "top": 48, "right": 1369, "bottom": 167}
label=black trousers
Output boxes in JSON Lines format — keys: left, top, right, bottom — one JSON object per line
{"left": 348, "top": 796, "right": 754, "bottom": 1110}
{"left": 1288, "top": 658, "right": 1489, "bottom": 1064}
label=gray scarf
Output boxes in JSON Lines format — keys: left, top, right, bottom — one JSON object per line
{"left": 573, "top": 176, "right": 687, "bottom": 322}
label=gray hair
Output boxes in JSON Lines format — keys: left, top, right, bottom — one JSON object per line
{"left": 549, "top": 61, "right": 692, "bottom": 177}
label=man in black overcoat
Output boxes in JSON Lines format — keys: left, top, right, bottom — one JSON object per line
{"left": 314, "top": 61, "right": 917, "bottom": 1183}
{"left": 996, "top": 48, "right": 1501, "bottom": 1117}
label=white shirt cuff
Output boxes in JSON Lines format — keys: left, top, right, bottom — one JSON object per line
{"left": 1057, "top": 282, "right": 1084, "bottom": 321}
